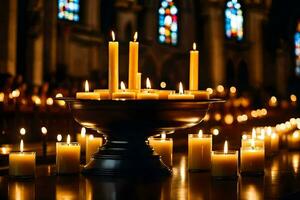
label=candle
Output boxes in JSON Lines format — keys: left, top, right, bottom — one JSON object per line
{"left": 93, "top": 89, "right": 110, "bottom": 100}
{"left": 241, "top": 129, "right": 264, "bottom": 149}
{"left": 158, "top": 90, "right": 175, "bottom": 99}
{"left": 109, "top": 31, "right": 119, "bottom": 95}
{"left": 264, "top": 129, "right": 272, "bottom": 157}
{"left": 86, "top": 135, "right": 103, "bottom": 163}
{"left": 271, "top": 133, "right": 279, "bottom": 153}
{"left": 187, "top": 90, "right": 210, "bottom": 100}
{"left": 56, "top": 135, "right": 80, "bottom": 174}
{"left": 188, "top": 130, "right": 212, "bottom": 171}
{"left": 136, "top": 72, "right": 142, "bottom": 90}
{"left": 240, "top": 139, "right": 264, "bottom": 175}
{"left": 137, "top": 78, "right": 159, "bottom": 100}
{"left": 129, "top": 32, "right": 139, "bottom": 90}
{"left": 168, "top": 82, "right": 194, "bottom": 100}
{"left": 76, "top": 80, "right": 100, "bottom": 100}
{"left": 211, "top": 141, "right": 238, "bottom": 178}
{"left": 112, "top": 82, "right": 136, "bottom": 100}
{"left": 9, "top": 140, "right": 36, "bottom": 177}
{"left": 76, "top": 127, "right": 87, "bottom": 152}
{"left": 189, "top": 42, "right": 199, "bottom": 90}
{"left": 149, "top": 134, "right": 173, "bottom": 167}
{"left": 287, "top": 131, "right": 300, "bottom": 150}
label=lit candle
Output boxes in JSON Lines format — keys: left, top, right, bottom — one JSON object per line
{"left": 287, "top": 131, "right": 300, "bottom": 150}
{"left": 112, "top": 81, "right": 136, "bottom": 100}
{"left": 76, "top": 80, "right": 100, "bottom": 100}
{"left": 188, "top": 130, "right": 212, "bottom": 171}
{"left": 129, "top": 32, "right": 139, "bottom": 90}
{"left": 158, "top": 90, "right": 175, "bottom": 99}
{"left": 264, "top": 128, "right": 272, "bottom": 157}
{"left": 136, "top": 78, "right": 159, "bottom": 99}
{"left": 9, "top": 140, "right": 36, "bottom": 177}
{"left": 271, "top": 133, "right": 279, "bottom": 153}
{"left": 189, "top": 42, "right": 199, "bottom": 90}
{"left": 241, "top": 129, "right": 264, "bottom": 149}
{"left": 109, "top": 31, "right": 119, "bottom": 95}
{"left": 76, "top": 127, "right": 87, "bottom": 152}
{"left": 240, "top": 139, "right": 264, "bottom": 175}
{"left": 56, "top": 134, "right": 80, "bottom": 174}
{"left": 94, "top": 89, "right": 111, "bottom": 100}
{"left": 149, "top": 134, "right": 173, "bottom": 167}
{"left": 168, "top": 82, "right": 194, "bottom": 100}
{"left": 211, "top": 141, "right": 238, "bottom": 178}
{"left": 86, "top": 134, "right": 103, "bottom": 164}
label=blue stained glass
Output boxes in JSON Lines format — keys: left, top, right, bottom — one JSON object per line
{"left": 225, "top": 0, "right": 243, "bottom": 40}
{"left": 295, "top": 22, "right": 300, "bottom": 76}
{"left": 58, "top": 0, "right": 80, "bottom": 22}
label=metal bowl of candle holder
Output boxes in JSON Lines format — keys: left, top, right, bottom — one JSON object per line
{"left": 57, "top": 98, "right": 223, "bottom": 177}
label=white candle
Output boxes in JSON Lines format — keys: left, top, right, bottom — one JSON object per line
{"left": 149, "top": 134, "right": 173, "bottom": 167}
{"left": 112, "top": 82, "right": 136, "bottom": 100}
{"left": 76, "top": 80, "right": 100, "bottom": 100}
{"left": 9, "top": 140, "right": 36, "bottom": 177}
{"left": 56, "top": 135, "right": 81, "bottom": 174}
{"left": 109, "top": 31, "right": 119, "bottom": 95}
{"left": 86, "top": 135, "right": 103, "bottom": 164}
{"left": 76, "top": 127, "right": 87, "bottom": 152}
{"left": 188, "top": 130, "right": 212, "bottom": 171}
{"left": 168, "top": 82, "right": 194, "bottom": 100}
{"left": 136, "top": 78, "right": 159, "bottom": 100}
{"left": 211, "top": 141, "right": 238, "bottom": 178}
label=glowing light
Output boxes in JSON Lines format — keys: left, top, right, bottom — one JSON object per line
{"left": 242, "top": 134, "right": 248, "bottom": 140}
{"left": 46, "top": 98, "right": 54, "bottom": 105}
{"left": 89, "top": 134, "right": 94, "bottom": 140}
{"left": 20, "top": 140, "right": 24, "bottom": 153}
{"left": 146, "top": 78, "right": 152, "bottom": 89}
{"left": 193, "top": 42, "right": 196, "bottom": 50}
{"left": 214, "top": 113, "right": 222, "bottom": 121}
{"left": 160, "top": 82, "right": 167, "bottom": 89}
{"left": 84, "top": 80, "right": 89, "bottom": 92}
{"left": 293, "top": 131, "right": 299, "bottom": 138}
{"left": 120, "top": 81, "right": 126, "bottom": 91}
{"left": 133, "top": 32, "right": 138, "bottom": 42}
{"left": 0, "top": 92, "right": 4, "bottom": 102}
{"left": 224, "top": 140, "right": 228, "bottom": 154}
{"left": 290, "top": 94, "right": 297, "bottom": 102}
{"left": 206, "top": 88, "right": 213, "bottom": 95}
{"left": 252, "top": 128, "right": 256, "bottom": 139}
{"left": 269, "top": 96, "right": 278, "bottom": 107}
{"left": 198, "top": 130, "right": 203, "bottom": 138}
{"left": 216, "top": 85, "right": 224, "bottom": 93}
{"left": 224, "top": 114, "right": 234, "bottom": 125}
{"left": 229, "top": 86, "right": 236, "bottom": 94}
{"left": 225, "top": 0, "right": 244, "bottom": 41}
{"left": 58, "top": 0, "right": 80, "bottom": 22}
{"left": 20, "top": 128, "right": 26, "bottom": 135}
{"left": 179, "top": 82, "right": 184, "bottom": 94}
{"left": 111, "top": 31, "right": 115, "bottom": 41}
{"left": 12, "top": 89, "right": 20, "bottom": 98}
{"left": 161, "top": 133, "right": 166, "bottom": 140}
{"left": 41, "top": 127, "right": 47, "bottom": 135}
{"left": 212, "top": 128, "right": 219, "bottom": 136}
{"left": 67, "top": 134, "right": 71, "bottom": 144}
{"left": 81, "top": 127, "right": 86, "bottom": 137}
{"left": 55, "top": 93, "right": 63, "bottom": 98}
{"left": 57, "top": 134, "right": 62, "bottom": 142}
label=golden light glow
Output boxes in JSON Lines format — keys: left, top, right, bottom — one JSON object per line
{"left": 12, "top": 89, "right": 20, "bottom": 98}
{"left": 212, "top": 128, "right": 219, "bottom": 136}
{"left": 57, "top": 134, "right": 62, "bottom": 142}
{"left": 160, "top": 81, "right": 166, "bottom": 89}
{"left": 203, "top": 113, "right": 210, "bottom": 121}
{"left": 224, "top": 140, "right": 228, "bottom": 154}
{"left": 293, "top": 131, "right": 299, "bottom": 138}
{"left": 67, "top": 134, "right": 71, "bottom": 144}
{"left": 89, "top": 134, "right": 94, "bottom": 140}
{"left": 133, "top": 32, "right": 138, "bottom": 42}
{"left": 252, "top": 128, "right": 257, "bottom": 139}
{"left": 84, "top": 80, "right": 89, "bottom": 92}
{"left": 229, "top": 86, "right": 236, "bottom": 94}
{"left": 224, "top": 114, "right": 234, "bottom": 125}
{"left": 111, "top": 31, "right": 115, "bottom": 41}
{"left": 193, "top": 42, "right": 196, "bottom": 50}
{"left": 120, "top": 81, "right": 126, "bottom": 91}
{"left": 214, "top": 113, "right": 222, "bottom": 121}
{"left": 242, "top": 134, "right": 248, "bottom": 140}
{"left": 146, "top": 78, "right": 151, "bottom": 89}
{"left": 41, "top": 127, "right": 47, "bottom": 135}
{"left": 55, "top": 93, "right": 63, "bottom": 98}
{"left": 216, "top": 85, "right": 224, "bottom": 93}
{"left": 198, "top": 129, "right": 203, "bottom": 138}
{"left": 81, "top": 127, "right": 86, "bottom": 137}
{"left": 290, "top": 94, "right": 297, "bottom": 102}
{"left": 271, "top": 133, "right": 277, "bottom": 139}
{"left": 0, "top": 92, "right": 4, "bottom": 102}
{"left": 46, "top": 97, "right": 54, "bottom": 105}
{"left": 161, "top": 133, "right": 166, "bottom": 140}
{"left": 20, "top": 140, "right": 24, "bottom": 153}
{"left": 1, "top": 147, "right": 8, "bottom": 154}
{"left": 269, "top": 96, "right": 278, "bottom": 107}
{"left": 206, "top": 88, "right": 213, "bottom": 95}
{"left": 20, "top": 128, "right": 26, "bottom": 135}
{"left": 179, "top": 82, "right": 184, "bottom": 94}
{"left": 251, "top": 139, "right": 255, "bottom": 148}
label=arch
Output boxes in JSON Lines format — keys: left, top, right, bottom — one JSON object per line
{"left": 225, "top": 0, "right": 244, "bottom": 41}
{"left": 237, "top": 60, "right": 249, "bottom": 91}
{"left": 225, "top": 59, "right": 235, "bottom": 86}
{"left": 158, "top": 0, "right": 179, "bottom": 45}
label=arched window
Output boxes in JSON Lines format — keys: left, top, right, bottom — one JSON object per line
{"left": 58, "top": 0, "right": 80, "bottom": 22}
{"left": 158, "top": 0, "right": 178, "bottom": 45}
{"left": 225, "top": 0, "right": 243, "bottom": 41}
{"left": 295, "top": 21, "right": 300, "bottom": 76}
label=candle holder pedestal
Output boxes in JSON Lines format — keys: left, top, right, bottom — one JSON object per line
{"left": 59, "top": 98, "right": 222, "bottom": 176}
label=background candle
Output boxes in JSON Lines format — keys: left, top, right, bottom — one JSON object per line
{"left": 240, "top": 140, "right": 264, "bottom": 174}
{"left": 158, "top": 90, "right": 174, "bottom": 99}
{"left": 76, "top": 127, "right": 87, "bottom": 152}
{"left": 189, "top": 43, "right": 199, "bottom": 91}
{"left": 9, "top": 140, "right": 36, "bottom": 177}
{"left": 109, "top": 31, "right": 119, "bottom": 95}
{"left": 128, "top": 32, "right": 139, "bottom": 90}
{"left": 271, "top": 133, "right": 279, "bottom": 153}
{"left": 149, "top": 134, "right": 173, "bottom": 167}
{"left": 86, "top": 135, "right": 103, "bottom": 163}
{"left": 211, "top": 141, "right": 238, "bottom": 178}
{"left": 187, "top": 90, "right": 209, "bottom": 100}
{"left": 76, "top": 80, "right": 100, "bottom": 100}
{"left": 94, "top": 89, "right": 110, "bottom": 100}
{"left": 168, "top": 82, "right": 194, "bottom": 100}
{"left": 287, "top": 131, "right": 300, "bottom": 150}
{"left": 188, "top": 131, "right": 212, "bottom": 171}
{"left": 112, "top": 82, "right": 136, "bottom": 100}
{"left": 56, "top": 135, "right": 80, "bottom": 174}
{"left": 137, "top": 78, "right": 159, "bottom": 99}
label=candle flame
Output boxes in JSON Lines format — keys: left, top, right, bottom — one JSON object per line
{"left": 20, "top": 140, "right": 24, "bottom": 153}
{"left": 198, "top": 130, "right": 203, "bottom": 138}
{"left": 120, "top": 81, "right": 126, "bottom": 90}
{"left": 41, "top": 127, "right": 47, "bottom": 135}
{"left": 161, "top": 133, "right": 166, "bottom": 140}
{"left": 146, "top": 78, "right": 151, "bottom": 89}
{"left": 252, "top": 128, "right": 256, "bottom": 139}
{"left": 111, "top": 31, "right": 115, "bottom": 41}
{"left": 133, "top": 32, "right": 138, "bottom": 42}
{"left": 67, "top": 134, "right": 71, "bottom": 144}
{"left": 293, "top": 131, "right": 299, "bottom": 138}
{"left": 57, "top": 134, "right": 62, "bottom": 142}
{"left": 242, "top": 134, "right": 247, "bottom": 140}
{"left": 179, "top": 82, "right": 184, "bottom": 95}
{"left": 193, "top": 42, "right": 196, "bottom": 50}
{"left": 81, "top": 127, "right": 86, "bottom": 137}
{"left": 84, "top": 80, "right": 89, "bottom": 92}
{"left": 271, "top": 133, "right": 277, "bottom": 139}
{"left": 224, "top": 140, "right": 228, "bottom": 154}
{"left": 20, "top": 128, "right": 26, "bottom": 135}
{"left": 89, "top": 134, "right": 94, "bottom": 140}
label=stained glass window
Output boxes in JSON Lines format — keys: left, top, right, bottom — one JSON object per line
{"left": 295, "top": 21, "right": 300, "bottom": 76}
{"left": 158, "top": 0, "right": 178, "bottom": 45}
{"left": 225, "top": 0, "right": 243, "bottom": 41}
{"left": 58, "top": 0, "right": 80, "bottom": 22}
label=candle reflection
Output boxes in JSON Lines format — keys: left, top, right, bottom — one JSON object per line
{"left": 240, "top": 178, "right": 264, "bottom": 200}
{"left": 8, "top": 181, "right": 35, "bottom": 200}
{"left": 56, "top": 177, "right": 79, "bottom": 200}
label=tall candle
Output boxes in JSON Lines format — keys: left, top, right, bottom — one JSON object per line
{"left": 9, "top": 140, "right": 36, "bottom": 177}
{"left": 129, "top": 32, "right": 139, "bottom": 90}
{"left": 112, "top": 81, "right": 136, "bottom": 100}
{"left": 109, "top": 31, "right": 119, "bottom": 95}
{"left": 76, "top": 80, "right": 100, "bottom": 100}
{"left": 168, "top": 82, "right": 194, "bottom": 100}
{"left": 76, "top": 127, "right": 87, "bottom": 152}
{"left": 211, "top": 141, "right": 238, "bottom": 178}
{"left": 189, "top": 42, "right": 199, "bottom": 91}
{"left": 149, "top": 134, "right": 173, "bottom": 167}
{"left": 287, "top": 131, "right": 300, "bottom": 150}
{"left": 137, "top": 78, "right": 159, "bottom": 99}
{"left": 56, "top": 135, "right": 81, "bottom": 174}
{"left": 86, "top": 135, "right": 103, "bottom": 164}
{"left": 188, "top": 130, "right": 212, "bottom": 171}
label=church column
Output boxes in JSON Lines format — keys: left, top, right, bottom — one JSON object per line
{"left": 7, "top": 0, "right": 18, "bottom": 76}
